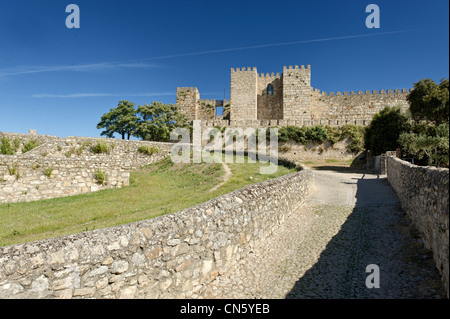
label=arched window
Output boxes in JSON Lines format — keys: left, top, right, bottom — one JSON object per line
{"left": 267, "top": 84, "right": 274, "bottom": 96}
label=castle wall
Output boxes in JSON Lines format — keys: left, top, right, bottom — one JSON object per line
{"left": 230, "top": 67, "right": 258, "bottom": 120}
{"left": 282, "top": 65, "right": 312, "bottom": 122}
{"left": 198, "top": 99, "right": 216, "bottom": 120}
{"left": 176, "top": 87, "right": 199, "bottom": 121}
{"left": 257, "top": 73, "right": 283, "bottom": 120}
{"left": 312, "top": 89, "right": 410, "bottom": 125}
{"left": 177, "top": 65, "right": 411, "bottom": 127}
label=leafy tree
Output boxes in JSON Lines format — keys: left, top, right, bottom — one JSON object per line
{"left": 407, "top": 78, "right": 449, "bottom": 125}
{"left": 97, "top": 101, "right": 138, "bottom": 140}
{"left": 399, "top": 123, "right": 449, "bottom": 167}
{"left": 364, "top": 106, "right": 411, "bottom": 156}
{"left": 134, "top": 102, "right": 189, "bottom": 142}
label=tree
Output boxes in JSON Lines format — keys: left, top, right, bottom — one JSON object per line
{"left": 407, "top": 78, "right": 449, "bottom": 125}
{"left": 364, "top": 106, "right": 411, "bottom": 156}
{"left": 399, "top": 123, "right": 449, "bottom": 167}
{"left": 134, "top": 102, "right": 189, "bottom": 142}
{"left": 97, "top": 101, "right": 138, "bottom": 139}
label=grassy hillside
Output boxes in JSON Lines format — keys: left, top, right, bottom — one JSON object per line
{"left": 0, "top": 155, "right": 296, "bottom": 246}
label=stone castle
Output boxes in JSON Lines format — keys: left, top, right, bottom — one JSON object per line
{"left": 176, "top": 65, "right": 411, "bottom": 127}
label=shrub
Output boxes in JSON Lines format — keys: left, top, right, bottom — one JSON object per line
{"left": 364, "top": 106, "right": 411, "bottom": 155}
{"left": 44, "top": 167, "right": 53, "bottom": 178}
{"left": 278, "top": 126, "right": 307, "bottom": 144}
{"left": 1, "top": 137, "right": 14, "bottom": 155}
{"left": 399, "top": 123, "right": 449, "bottom": 167}
{"left": 305, "top": 126, "right": 327, "bottom": 144}
{"left": 138, "top": 145, "right": 159, "bottom": 155}
{"left": 8, "top": 165, "right": 17, "bottom": 175}
{"left": 22, "top": 139, "right": 40, "bottom": 153}
{"left": 91, "top": 141, "right": 110, "bottom": 154}
{"left": 94, "top": 169, "right": 108, "bottom": 185}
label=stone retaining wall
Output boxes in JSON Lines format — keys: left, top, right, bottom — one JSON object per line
{"left": 0, "top": 131, "right": 174, "bottom": 203}
{"left": 387, "top": 156, "right": 449, "bottom": 297}
{"left": 0, "top": 169, "right": 314, "bottom": 299}
{"left": 0, "top": 155, "right": 130, "bottom": 203}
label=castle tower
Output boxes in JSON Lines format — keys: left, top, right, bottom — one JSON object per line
{"left": 176, "top": 87, "right": 199, "bottom": 121}
{"left": 230, "top": 67, "right": 258, "bottom": 120}
{"left": 282, "top": 65, "right": 312, "bottom": 122}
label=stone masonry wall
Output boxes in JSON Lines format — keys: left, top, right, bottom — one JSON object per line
{"left": 176, "top": 87, "right": 199, "bottom": 121}
{"left": 257, "top": 73, "right": 283, "bottom": 120}
{"left": 0, "top": 132, "right": 174, "bottom": 203}
{"left": 387, "top": 156, "right": 449, "bottom": 297}
{"left": 0, "top": 155, "right": 130, "bottom": 203}
{"left": 0, "top": 169, "right": 314, "bottom": 299}
{"left": 311, "top": 88, "right": 410, "bottom": 125}
{"left": 230, "top": 67, "right": 258, "bottom": 120}
{"left": 282, "top": 65, "right": 312, "bottom": 122}
{"left": 178, "top": 65, "right": 410, "bottom": 126}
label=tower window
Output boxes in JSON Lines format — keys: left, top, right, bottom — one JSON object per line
{"left": 267, "top": 84, "right": 274, "bottom": 96}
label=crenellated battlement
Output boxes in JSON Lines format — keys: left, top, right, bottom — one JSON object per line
{"left": 318, "top": 88, "right": 411, "bottom": 96}
{"left": 231, "top": 67, "right": 257, "bottom": 73}
{"left": 179, "top": 64, "right": 411, "bottom": 126}
{"left": 283, "top": 65, "right": 311, "bottom": 71}
{"left": 199, "top": 99, "right": 216, "bottom": 106}
{"left": 259, "top": 72, "right": 281, "bottom": 78}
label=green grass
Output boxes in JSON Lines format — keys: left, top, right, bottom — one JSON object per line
{"left": 0, "top": 154, "right": 296, "bottom": 246}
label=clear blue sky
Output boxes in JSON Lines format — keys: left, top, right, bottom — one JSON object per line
{"left": 0, "top": 0, "right": 448, "bottom": 138}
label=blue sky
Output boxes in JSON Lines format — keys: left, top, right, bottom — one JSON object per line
{"left": 0, "top": 0, "right": 448, "bottom": 138}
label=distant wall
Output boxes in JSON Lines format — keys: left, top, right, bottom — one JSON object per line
{"left": 0, "top": 169, "right": 314, "bottom": 299}
{"left": 0, "top": 155, "right": 129, "bottom": 203}
{"left": 0, "top": 132, "right": 173, "bottom": 203}
{"left": 387, "top": 156, "right": 449, "bottom": 297}
{"left": 311, "top": 88, "right": 410, "bottom": 125}
{"left": 178, "top": 65, "right": 410, "bottom": 125}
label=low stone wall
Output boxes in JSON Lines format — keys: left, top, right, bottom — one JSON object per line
{"left": 0, "top": 169, "right": 314, "bottom": 299}
{"left": 387, "top": 156, "right": 449, "bottom": 296}
{"left": 0, "top": 131, "right": 174, "bottom": 203}
{"left": 0, "top": 155, "right": 130, "bottom": 203}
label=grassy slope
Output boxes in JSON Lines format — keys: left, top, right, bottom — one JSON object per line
{"left": 0, "top": 155, "right": 296, "bottom": 246}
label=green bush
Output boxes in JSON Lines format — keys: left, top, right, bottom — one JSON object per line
{"left": 91, "top": 142, "right": 110, "bottom": 154}
{"left": 364, "top": 106, "right": 411, "bottom": 156}
{"left": 94, "top": 169, "right": 108, "bottom": 185}
{"left": 137, "top": 145, "right": 159, "bottom": 155}
{"left": 305, "top": 125, "right": 327, "bottom": 144}
{"left": 278, "top": 124, "right": 365, "bottom": 153}
{"left": 399, "top": 123, "right": 449, "bottom": 167}
{"left": 44, "top": 167, "right": 53, "bottom": 178}
{"left": 1, "top": 137, "right": 14, "bottom": 155}
{"left": 278, "top": 126, "right": 308, "bottom": 144}
{"left": 22, "top": 139, "right": 40, "bottom": 153}
{"left": 8, "top": 165, "right": 17, "bottom": 175}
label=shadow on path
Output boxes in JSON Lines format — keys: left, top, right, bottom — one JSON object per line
{"left": 285, "top": 173, "right": 446, "bottom": 299}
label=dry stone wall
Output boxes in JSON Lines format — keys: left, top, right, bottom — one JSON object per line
{"left": 0, "top": 155, "right": 130, "bottom": 203}
{"left": 387, "top": 156, "right": 449, "bottom": 297}
{"left": 0, "top": 132, "right": 174, "bottom": 203}
{"left": 0, "top": 169, "right": 314, "bottom": 299}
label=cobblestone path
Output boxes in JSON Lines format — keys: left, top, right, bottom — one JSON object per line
{"left": 198, "top": 170, "right": 447, "bottom": 299}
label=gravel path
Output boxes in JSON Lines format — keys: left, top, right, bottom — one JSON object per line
{"left": 198, "top": 170, "right": 447, "bottom": 299}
